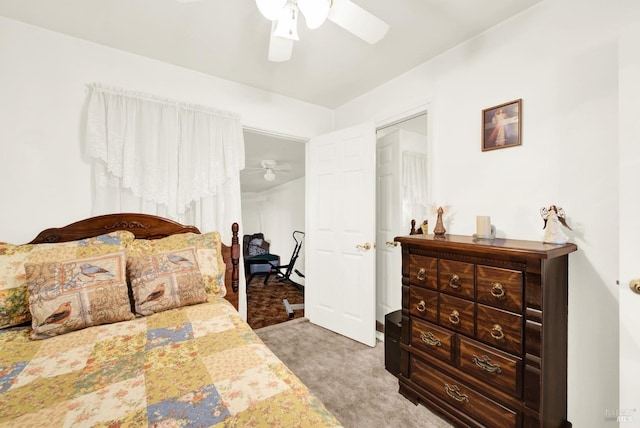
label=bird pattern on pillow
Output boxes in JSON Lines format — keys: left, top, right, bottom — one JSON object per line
{"left": 25, "top": 251, "right": 134, "bottom": 339}
{"left": 127, "top": 247, "right": 207, "bottom": 316}
{"left": 0, "top": 230, "right": 135, "bottom": 330}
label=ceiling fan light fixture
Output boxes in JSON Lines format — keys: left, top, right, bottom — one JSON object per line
{"left": 297, "top": 0, "right": 330, "bottom": 29}
{"left": 264, "top": 168, "right": 276, "bottom": 182}
{"left": 274, "top": 3, "right": 299, "bottom": 40}
{"left": 255, "top": 0, "right": 287, "bottom": 21}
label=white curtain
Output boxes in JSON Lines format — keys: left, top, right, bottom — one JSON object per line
{"left": 402, "top": 151, "right": 429, "bottom": 230}
{"left": 85, "top": 84, "right": 245, "bottom": 242}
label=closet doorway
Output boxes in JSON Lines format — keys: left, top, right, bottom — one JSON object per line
{"left": 240, "top": 129, "right": 307, "bottom": 329}
{"left": 375, "top": 112, "right": 429, "bottom": 334}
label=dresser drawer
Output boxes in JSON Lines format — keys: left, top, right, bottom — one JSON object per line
{"left": 409, "top": 255, "right": 438, "bottom": 289}
{"left": 457, "top": 336, "right": 522, "bottom": 397}
{"left": 409, "top": 286, "right": 438, "bottom": 322}
{"left": 476, "top": 304, "right": 522, "bottom": 355}
{"left": 438, "top": 259, "right": 474, "bottom": 299}
{"left": 439, "top": 294, "right": 474, "bottom": 336}
{"left": 477, "top": 265, "right": 523, "bottom": 312}
{"left": 411, "top": 318, "right": 454, "bottom": 362}
{"left": 411, "top": 356, "right": 519, "bottom": 428}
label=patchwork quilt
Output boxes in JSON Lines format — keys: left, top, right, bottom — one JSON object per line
{"left": 0, "top": 297, "right": 342, "bottom": 427}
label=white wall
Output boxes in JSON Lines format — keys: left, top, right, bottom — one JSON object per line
{"left": 336, "top": 0, "right": 632, "bottom": 426}
{"left": 0, "top": 16, "right": 332, "bottom": 246}
{"left": 0, "top": 16, "right": 331, "bottom": 320}
{"left": 241, "top": 177, "right": 306, "bottom": 285}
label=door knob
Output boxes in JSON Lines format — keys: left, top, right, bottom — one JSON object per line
{"left": 385, "top": 241, "right": 398, "bottom": 247}
{"left": 356, "top": 242, "right": 372, "bottom": 250}
{"left": 630, "top": 279, "right": 640, "bottom": 294}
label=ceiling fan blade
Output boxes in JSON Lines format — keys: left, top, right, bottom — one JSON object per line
{"left": 328, "top": 0, "right": 389, "bottom": 45}
{"left": 243, "top": 169, "right": 265, "bottom": 175}
{"left": 274, "top": 163, "right": 292, "bottom": 171}
{"left": 268, "top": 21, "right": 294, "bottom": 62}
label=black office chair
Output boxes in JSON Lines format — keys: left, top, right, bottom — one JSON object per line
{"left": 266, "top": 231, "right": 305, "bottom": 289}
{"left": 243, "top": 233, "right": 280, "bottom": 285}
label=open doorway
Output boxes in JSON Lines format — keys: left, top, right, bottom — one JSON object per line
{"left": 375, "top": 112, "right": 429, "bottom": 335}
{"left": 240, "top": 129, "right": 307, "bottom": 329}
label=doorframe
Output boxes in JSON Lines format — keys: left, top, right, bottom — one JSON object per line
{"left": 240, "top": 101, "right": 434, "bottom": 329}
{"left": 373, "top": 102, "right": 433, "bottom": 341}
{"left": 239, "top": 126, "right": 308, "bottom": 321}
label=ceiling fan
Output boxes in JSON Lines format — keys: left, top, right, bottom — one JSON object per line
{"left": 244, "top": 160, "right": 292, "bottom": 182}
{"left": 258, "top": 0, "right": 390, "bottom": 62}
{"left": 177, "top": 0, "right": 389, "bottom": 62}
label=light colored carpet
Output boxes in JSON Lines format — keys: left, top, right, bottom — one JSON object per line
{"left": 255, "top": 318, "right": 453, "bottom": 428}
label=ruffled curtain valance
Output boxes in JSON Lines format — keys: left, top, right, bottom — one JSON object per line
{"left": 85, "top": 84, "right": 245, "bottom": 240}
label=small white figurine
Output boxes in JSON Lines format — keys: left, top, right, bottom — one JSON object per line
{"left": 540, "top": 205, "right": 572, "bottom": 244}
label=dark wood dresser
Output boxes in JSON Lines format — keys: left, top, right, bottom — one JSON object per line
{"left": 394, "top": 233, "right": 577, "bottom": 428}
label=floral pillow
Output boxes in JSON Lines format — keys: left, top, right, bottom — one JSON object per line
{"left": 126, "top": 232, "right": 226, "bottom": 297}
{"left": 0, "top": 230, "right": 135, "bottom": 330}
{"left": 26, "top": 251, "right": 134, "bottom": 339}
{"left": 127, "top": 247, "right": 207, "bottom": 316}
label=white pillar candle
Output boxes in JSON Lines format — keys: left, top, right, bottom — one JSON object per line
{"left": 477, "top": 216, "right": 492, "bottom": 237}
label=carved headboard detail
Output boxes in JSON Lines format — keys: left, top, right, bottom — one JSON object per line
{"left": 29, "top": 213, "right": 201, "bottom": 244}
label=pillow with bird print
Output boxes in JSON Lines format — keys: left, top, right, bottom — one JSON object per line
{"left": 126, "top": 247, "right": 207, "bottom": 316}
{"left": 126, "top": 232, "right": 226, "bottom": 297}
{"left": 0, "top": 230, "right": 135, "bottom": 330}
{"left": 25, "top": 250, "right": 134, "bottom": 339}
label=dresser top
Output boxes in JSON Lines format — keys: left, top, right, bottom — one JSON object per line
{"left": 394, "top": 234, "right": 577, "bottom": 260}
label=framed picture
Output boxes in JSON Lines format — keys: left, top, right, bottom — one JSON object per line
{"left": 482, "top": 99, "right": 522, "bottom": 151}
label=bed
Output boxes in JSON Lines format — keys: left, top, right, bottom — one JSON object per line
{"left": 0, "top": 213, "right": 341, "bottom": 427}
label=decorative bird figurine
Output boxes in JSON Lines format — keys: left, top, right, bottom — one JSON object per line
{"left": 540, "top": 205, "right": 572, "bottom": 244}
{"left": 166, "top": 253, "right": 193, "bottom": 266}
{"left": 139, "top": 283, "right": 165, "bottom": 305}
{"left": 79, "top": 263, "right": 114, "bottom": 279}
{"left": 38, "top": 302, "right": 72, "bottom": 327}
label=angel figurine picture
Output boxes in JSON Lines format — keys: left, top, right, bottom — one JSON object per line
{"left": 540, "top": 205, "right": 572, "bottom": 244}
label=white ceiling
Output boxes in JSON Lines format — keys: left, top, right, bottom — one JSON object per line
{"left": 242, "top": 130, "right": 306, "bottom": 193}
{"left": 0, "top": 0, "right": 542, "bottom": 109}
{"left": 0, "top": 0, "right": 541, "bottom": 193}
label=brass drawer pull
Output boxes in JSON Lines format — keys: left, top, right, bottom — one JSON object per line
{"left": 448, "top": 310, "right": 460, "bottom": 325}
{"left": 444, "top": 384, "right": 469, "bottom": 403}
{"left": 420, "top": 331, "right": 441, "bottom": 347}
{"left": 472, "top": 354, "right": 502, "bottom": 374}
{"left": 491, "top": 282, "right": 505, "bottom": 298}
{"left": 416, "top": 300, "right": 426, "bottom": 312}
{"left": 416, "top": 268, "right": 426, "bottom": 281}
{"left": 490, "top": 324, "right": 504, "bottom": 340}
{"left": 448, "top": 274, "right": 460, "bottom": 289}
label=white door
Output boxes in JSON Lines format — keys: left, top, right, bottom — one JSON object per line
{"left": 376, "top": 132, "right": 402, "bottom": 325}
{"left": 306, "top": 122, "right": 377, "bottom": 347}
{"left": 619, "top": 20, "right": 640, "bottom": 427}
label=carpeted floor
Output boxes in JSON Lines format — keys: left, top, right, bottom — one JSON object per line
{"left": 246, "top": 274, "right": 305, "bottom": 329}
{"left": 255, "top": 318, "right": 453, "bottom": 428}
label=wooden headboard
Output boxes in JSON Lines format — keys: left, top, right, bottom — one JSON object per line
{"left": 27, "top": 213, "right": 240, "bottom": 309}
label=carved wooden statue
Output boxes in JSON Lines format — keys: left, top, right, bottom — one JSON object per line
{"left": 433, "top": 207, "right": 446, "bottom": 236}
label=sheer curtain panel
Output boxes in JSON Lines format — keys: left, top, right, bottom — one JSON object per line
{"left": 402, "top": 151, "right": 429, "bottom": 229}
{"left": 86, "top": 84, "right": 244, "bottom": 242}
